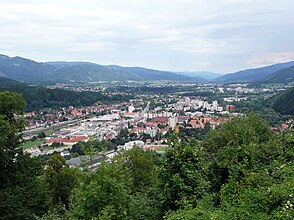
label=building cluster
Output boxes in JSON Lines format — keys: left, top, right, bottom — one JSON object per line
{"left": 171, "top": 97, "right": 224, "bottom": 112}
{"left": 24, "top": 94, "right": 238, "bottom": 157}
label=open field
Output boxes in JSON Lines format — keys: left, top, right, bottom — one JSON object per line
{"left": 22, "top": 140, "right": 44, "bottom": 149}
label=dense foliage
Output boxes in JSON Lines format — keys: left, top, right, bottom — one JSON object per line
{"left": 272, "top": 87, "right": 294, "bottom": 115}
{"left": 0, "top": 84, "right": 132, "bottom": 111}
{"left": 0, "top": 92, "right": 52, "bottom": 219}
{"left": 1, "top": 91, "right": 293, "bottom": 219}
{"left": 232, "top": 95, "right": 283, "bottom": 125}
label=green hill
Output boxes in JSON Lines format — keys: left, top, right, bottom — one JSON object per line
{"left": 107, "top": 65, "right": 192, "bottom": 81}
{"left": 272, "top": 87, "right": 294, "bottom": 115}
{"left": 0, "top": 54, "right": 191, "bottom": 82}
{"left": 217, "top": 61, "right": 294, "bottom": 83}
{"left": 265, "top": 65, "right": 294, "bottom": 83}
{"left": 0, "top": 76, "right": 23, "bottom": 86}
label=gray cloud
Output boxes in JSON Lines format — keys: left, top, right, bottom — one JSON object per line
{"left": 0, "top": 0, "right": 294, "bottom": 73}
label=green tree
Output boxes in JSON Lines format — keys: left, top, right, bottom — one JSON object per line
{"left": 37, "top": 131, "right": 46, "bottom": 138}
{"left": 158, "top": 139, "right": 209, "bottom": 213}
{"left": 217, "top": 131, "right": 294, "bottom": 219}
{"left": 0, "top": 92, "right": 52, "bottom": 219}
{"left": 0, "top": 92, "right": 26, "bottom": 188}
{"left": 68, "top": 162, "right": 131, "bottom": 219}
{"left": 114, "top": 147, "right": 157, "bottom": 192}
{"left": 80, "top": 137, "right": 99, "bottom": 171}
{"left": 203, "top": 113, "right": 273, "bottom": 194}
{"left": 166, "top": 122, "right": 294, "bottom": 220}
{"left": 45, "top": 154, "right": 82, "bottom": 207}
{"left": 0, "top": 91, "right": 26, "bottom": 127}
{"left": 165, "top": 195, "right": 219, "bottom": 220}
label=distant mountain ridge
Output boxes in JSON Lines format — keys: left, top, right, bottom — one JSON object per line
{"left": 0, "top": 55, "right": 192, "bottom": 82}
{"left": 1, "top": 54, "right": 293, "bottom": 84}
{"left": 216, "top": 61, "right": 294, "bottom": 83}
{"left": 0, "top": 55, "right": 54, "bottom": 82}
{"left": 107, "top": 65, "right": 192, "bottom": 81}
{"left": 176, "top": 71, "right": 222, "bottom": 80}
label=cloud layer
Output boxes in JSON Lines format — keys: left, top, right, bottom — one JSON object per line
{"left": 1, "top": 0, "right": 294, "bottom": 72}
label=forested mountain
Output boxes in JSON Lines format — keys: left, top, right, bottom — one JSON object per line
{"left": 0, "top": 55, "right": 53, "bottom": 81}
{"left": 216, "top": 61, "right": 294, "bottom": 83}
{"left": 0, "top": 79, "right": 131, "bottom": 111}
{"left": 272, "top": 87, "right": 294, "bottom": 115}
{"left": 107, "top": 65, "right": 192, "bottom": 81}
{"left": 2, "top": 54, "right": 293, "bottom": 83}
{"left": 0, "top": 54, "right": 190, "bottom": 82}
{"left": 47, "top": 63, "right": 138, "bottom": 82}
{"left": 265, "top": 65, "right": 294, "bottom": 83}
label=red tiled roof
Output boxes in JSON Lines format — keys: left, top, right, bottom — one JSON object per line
{"left": 145, "top": 139, "right": 152, "bottom": 143}
{"left": 124, "top": 112, "right": 139, "bottom": 116}
{"left": 281, "top": 124, "right": 288, "bottom": 128}
{"left": 144, "top": 145, "right": 168, "bottom": 150}
{"left": 46, "top": 136, "right": 87, "bottom": 144}
{"left": 130, "top": 127, "right": 147, "bottom": 133}
{"left": 145, "top": 122, "right": 158, "bottom": 127}
{"left": 151, "top": 116, "right": 169, "bottom": 123}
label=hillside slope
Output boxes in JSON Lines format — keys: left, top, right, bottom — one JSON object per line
{"left": 265, "top": 65, "right": 294, "bottom": 83}
{"left": 272, "top": 87, "right": 294, "bottom": 115}
{"left": 0, "top": 55, "right": 53, "bottom": 82}
{"left": 47, "top": 63, "right": 138, "bottom": 82}
{"left": 217, "top": 61, "right": 294, "bottom": 83}
{"left": 0, "top": 76, "right": 23, "bottom": 86}
{"left": 107, "top": 65, "right": 191, "bottom": 81}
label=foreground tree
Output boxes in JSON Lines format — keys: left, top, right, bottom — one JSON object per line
{"left": 114, "top": 146, "right": 157, "bottom": 192}
{"left": 68, "top": 162, "right": 132, "bottom": 219}
{"left": 157, "top": 139, "right": 209, "bottom": 213}
{"left": 166, "top": 115, "right": 294, "bottom": 219}
{"left": 45, "top": 154, "right": 82, "bottom": 207}
{"left": 202, "top": 113, "right": 273, "bottom": 194}
{"left": 0, "top": 92, "right": 52, "bottom": 219}
{"left": 0, "top": 92, "right": 26, "bottom": 188}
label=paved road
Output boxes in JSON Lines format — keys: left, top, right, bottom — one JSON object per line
{"left": 142, "top": 101, "right": 150, "bottom": 114}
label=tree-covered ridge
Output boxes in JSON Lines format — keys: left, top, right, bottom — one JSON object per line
{"left": 0, "top": 54, "right": 190, "bottom": 83}
{"left": 216, "top": 61, "right": 294, "bottom": 83}
{"left": 0, "top": 83, "right": 132, "bottom": 111}
{"left": 0, "top": 92, "right": 293, "bottom": 219}
{"left": 272, "top": 87, "right": 294, "bottom": 115}
{"left": 0, "top": 76, "right": 23, "bottom": 86}
{"left": 266, "top": 65, "right": 294, "bottom": 83}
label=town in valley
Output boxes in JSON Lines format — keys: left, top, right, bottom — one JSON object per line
{"left": 22, "top": 81, "right": 293, "bottom": 169}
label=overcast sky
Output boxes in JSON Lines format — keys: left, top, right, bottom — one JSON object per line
{"left": 1, "top": 0, "right": 294, "bottom": 73}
